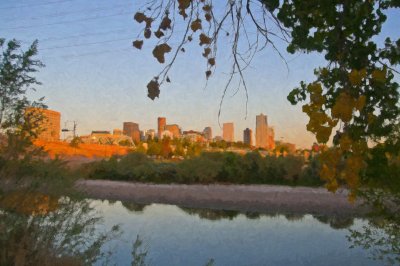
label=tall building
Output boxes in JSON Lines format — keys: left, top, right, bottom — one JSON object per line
{"left": 123, "top": 122, "right": 140, "bottom": 143}
{"left": 157, "top": 117, "right": 166, "bottom": 138}
{"left": 256, "top": 114, "right": 268, "bottom": 148}
{"left": 268, "top": 126, "right": 275, "bottom": 150}
{"left": 25, "top": 107, "right": 61, "bottom": 142}
{"left": 243, "top": 128, "right": 253, "bottom": 146}
{"left": 165, "top": 124, "right": 181, "bottom": 138}
{"left": 203, "top": 127, "right": 212, "bottom": 141}
{"left": 223, "top": 123, "right": 234, "bottom": 142}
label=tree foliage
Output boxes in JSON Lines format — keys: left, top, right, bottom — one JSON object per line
{"left": 0, "top": 38, "right": 46, "bottom": 159}
{"left": 132, "top": 1, "right": 400, "bottom": 197}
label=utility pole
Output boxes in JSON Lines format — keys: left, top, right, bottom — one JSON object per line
{"left": 62, "top": 120, "right": 78, "bottom": 140}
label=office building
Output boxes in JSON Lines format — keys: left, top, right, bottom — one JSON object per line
{"left": 25, "top": 107, "right": 61, "bottom": 142}
{"left": 223, "top": 123, "right": 234, "bottom": 142}
{"left": 123, "top": 122, "right": 140, "bottom": 143}
{"left": 243, "top": 128, "right": 253, "bottom": 146}
{"left": 158, "top": 117, "right": 166, "bottom": 138}
{"left": 203, "top": 127, "right": 212, "bottom": 141}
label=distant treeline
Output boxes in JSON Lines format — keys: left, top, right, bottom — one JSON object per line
{"left": 84, "top": 152, "right": 323, "bottom": 186}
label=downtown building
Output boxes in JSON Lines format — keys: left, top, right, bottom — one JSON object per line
{"left": 222, "top": 123, "right": 234, "bottom": 142}
{"left": 123, "top": 122, "right": 140, "bottom": 143}
{"left": 255, "top": 113, "right": 275, "bottom": 150}
{"left": 25, "top": 107, "right": 61, "bottom": 142}
{"left": 203, "top": 127, "right": 212, "bottom": 141}
{"left": 243, "top": 128, "right": 253, "bottom": 146}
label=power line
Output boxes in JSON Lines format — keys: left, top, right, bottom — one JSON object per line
{"left": 36, "top": 28, "right": 132, "bottom": 43}
{"left": 42, "top": 46, "right": 133, "bottom": 59}
{"left": 40, "top": 37, "right": 133, "bottom": 50}
{"left": 4, "top": 3, "right": 132, "bottom": 22}
{"left": 0, "top": 11, "right": 132, "bottom": 31}
{"left": 0, "top": 0, "right": 75, "bottom": 10}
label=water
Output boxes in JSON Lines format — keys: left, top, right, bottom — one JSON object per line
{"left": 92, "top": 200, "right": 381, "bottom": 266}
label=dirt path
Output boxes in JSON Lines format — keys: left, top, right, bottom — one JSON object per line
{"left": 76, "top": 180, "right": 368, "bottom": 217}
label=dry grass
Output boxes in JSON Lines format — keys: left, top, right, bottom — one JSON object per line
{"left": 34, "top": 140, "right": 132, "bottom": 158}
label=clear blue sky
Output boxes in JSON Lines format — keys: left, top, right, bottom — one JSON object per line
{"left": 1, "top": 0, "right": 399, "bottom": 148}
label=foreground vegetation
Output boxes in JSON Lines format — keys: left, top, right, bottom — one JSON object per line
{"left": 84, "top": 151, "right": 323, "bottom": 187}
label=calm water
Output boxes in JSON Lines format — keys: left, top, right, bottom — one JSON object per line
{"left": 92, "top": 200, "right": 381, "bottom": 266}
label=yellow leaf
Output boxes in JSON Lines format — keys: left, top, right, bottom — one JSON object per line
{"left": 331, "top": 92, "right": 354, "bottom": 122}
{"left": 355, "top": 95, "right": 366, "bottom": 111}
{"left": 372, "top": 68, "right": 386, "bottom": 83}
{"left": 307, "top": 83, "right": 322, "bottom": 94}
{"left": 349, "top": 69, "right": 362, "bottom": 86}
{"left": 316, "top": 126, "right": 332, "bottom": 143}
{"left": 339, "top": 134, "right": 352, "bottom": 151}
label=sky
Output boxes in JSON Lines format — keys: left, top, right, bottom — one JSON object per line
{"left": 1, "top": 0, "right": 399, "bottom": 149}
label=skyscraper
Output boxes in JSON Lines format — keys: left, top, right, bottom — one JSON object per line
{"left": 158, "top": 117, "right": 166, "bottom": 138}
{"left": 256, "top": 113, "right": 268, "bottom": 148}
{"left": 203, "top": 127, "right": 212, "bottom": 141}
{"left": 123, "top": 122, "right": 140, "bottom": 143}
{"left": 223, "top": 123, "right": 234, "bottom": 142}
{"left": 243, "top": 128, "right": 253, "bottom": 146}
{"left": 268, "top": 126, "right": 275, "bottom": 149}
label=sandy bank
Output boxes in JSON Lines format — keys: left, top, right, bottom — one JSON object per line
{"left": 76, "top": 180, "right": 368, "bottom": 217}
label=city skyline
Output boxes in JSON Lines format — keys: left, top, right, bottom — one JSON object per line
{"left": 3, "top": 1, "right": 398, "bottom": 149}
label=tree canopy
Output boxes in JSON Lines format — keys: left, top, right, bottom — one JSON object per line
{"left": 132, "top": 0, "right": 400, "bottom": 198}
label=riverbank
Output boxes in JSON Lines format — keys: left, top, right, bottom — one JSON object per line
{"left": 77, "top": 180, "right": 368, "bottom": 217}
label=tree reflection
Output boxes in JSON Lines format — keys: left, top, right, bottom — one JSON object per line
{"left": 179, "top": 207, "right": 240, "bottom": 221}
{"left": 0, "top": 191, "right": 120, "bottom": 265}
{"left": 346, "top": 190, "right": 400, "bottom": 264}
{"left": 122, "top": 201, "right": 149, "bottom": 213}
{"left": 313, "top": 215, "right": 355, "bottom": 230}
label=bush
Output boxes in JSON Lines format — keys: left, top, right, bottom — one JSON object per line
{"left": 85, "top": 151, "right": 323, "bottom": 187}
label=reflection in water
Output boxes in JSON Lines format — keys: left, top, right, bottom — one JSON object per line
{"left": 2, "top": 192, "right": 398, "bottom": 265}
{"left": 164, "top": 205, "right": 356, "bottom": 230}
{"left": 122, "top": 201, "right": 149, "bottom": 213}
{"left": 314, "top": 215, "right": 355, "bottom": 230}
{"left": 179, "top": 207, "right": 240, "bottom": 221}
{"left": 0, "top": 191, "right": 120, "bottom": 265}
{"left": 348, "top": 217, "right": 400, "bottom": 264}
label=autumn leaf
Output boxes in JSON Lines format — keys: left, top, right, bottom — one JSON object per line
{"left": 134, "top": 12, "right": 146, "bottom": 23}
{"left": 166, "top": 76, "right": 171, "bottom": 83}
{"left": 202, "top": 47, "right": 211, "bottom": 57}
{"left": 331, "top": 92, "right": 354, "bottom": 122}
{"left": 154, "top": 30, "right": 165, "bottom": 38}
{"left": 208, "top": 57, "right": 215, "bottom": 66}
{"left": 144, "top": 29, "right": 152, "bottom": 39}
{"left": 132, "top": 40, "right": 143, "bottom": 49}
{"left": 202, "top": 4, "right": 212, "bottom": 12}
{"left": 339, "top": 134, "right": 352, "bottom": 151}
{"left": 152, "top": 43, "right": 172, "bottom": 63}
{"left": 159, "top": 16, "right": 172, "bottom": 31}
{"left": 205, "top": 13, "right": 212, "bottom": 22}
{"left": 372, "top": 68, "right": 386, "bottom": 83}
{"left": 178, "top": 0, "right": 191, "bottom": 9}
{"left": 188, "top": 36, "right": 193, "bottom": 42}
{"left": 199, "top": 33, "right": 211, "bottom": 46}
{"left": 355, "top": 95, "right": 366, "bottom": 111}
{"left": 348, "top": 69, "right": 366, "bottom": 86}
{"left": 147, "top": 79, "right": 160, "bottom": 100}
{"left": 191, "top": 19, "right": 202, "bottom": 32}
{"left": 315, "top": 125, "right": 332, "bottom": 143}
{"left": 205, "top": 70, "right": 212, "bottom": 79}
